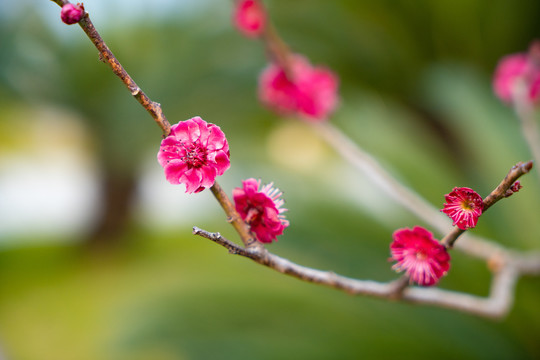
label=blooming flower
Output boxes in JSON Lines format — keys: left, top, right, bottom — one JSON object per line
{"left": 390, "top": 226, "right": 450, "bottom": 287}
{"left": 441, "top": 187, "right": 484, "bottom": 230}
{"left": 158, "top": 116, "right": 230, "bottom": 193}
{"left": 61, "top": 3, "right": 84, "bottom": 25}
{"left": 233, "top": 178, "right": 289, "bottom": 243}
{"left": 258, "top": 55, "right": 339, "bottom": 121}
{"left": 233, "top": 0, "right": 267, "bottom": 38}
{"left": 493, "top": 43, "right": 540, "bottom": 104}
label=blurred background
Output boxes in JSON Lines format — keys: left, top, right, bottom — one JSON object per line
{"left": 1, "top": 0, "right": 540, "bottom": 359}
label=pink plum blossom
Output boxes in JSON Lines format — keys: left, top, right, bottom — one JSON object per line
{"left": 61, "top": 3, "right": 84, "bottom": 25}
{"left": 158, "top": 116, "right": 230, "bottom": 193}
{"left": 233, "top": 0, "right": 267, "bottom": 38}
{"left": 493, "top": 49, "right": 540, "bottom": 104}
{"left": 233, "top": 178, "right": 289, "bottom": 243}
{"left": 390, "top": 226, "right": 450, "bottom": 287}
{"left": 258, "top": 55, "right": 339, "bottom": 121}
{"left": 441, "top": 187, "right": 484, "bottom": 230}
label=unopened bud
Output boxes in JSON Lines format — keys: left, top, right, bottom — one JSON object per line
{"left": 61, "top": 3, "right": 84, "bottom": 25}
{"left": 233, "top": 0, "right": 267, "bottom": 38}
{"left": 504, "top": 181, "right": 523, "bottom": 198}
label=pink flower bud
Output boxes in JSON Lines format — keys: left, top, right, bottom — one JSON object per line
{"left": 61, "top": 3, "right": 84, "bottom": 25}
{"left": 233, "top": 0, "right": 267, "bottom": 38}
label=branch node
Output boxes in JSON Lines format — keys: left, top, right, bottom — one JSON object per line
{"left": 326, "top": 271, "right": 340, "bottom": 287}
{"left": 487, "top": 252, "right": 507, "bottom": 273}
{"left": 388, "top": 275, "right": 410, "bottom": 300}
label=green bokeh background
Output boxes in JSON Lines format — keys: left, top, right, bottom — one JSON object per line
{"left": 1, "top": 1, "right": 540, "bottom": 359}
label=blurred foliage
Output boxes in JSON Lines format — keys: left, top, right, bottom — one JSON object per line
{"left": 1, "top": 0, "right": 540, "bottom": 359}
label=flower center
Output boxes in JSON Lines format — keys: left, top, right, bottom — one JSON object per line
{"left": 181, "top": 143, "right": 207, "bottom": 168}
{"left": 245, "top": 207, "right": 262, "bottom": 224}
{"left": 416, "top": 251, "right": 428, "bottom": 261}
{"left": 460, "top": 200, "right": 474, "bottom": 211}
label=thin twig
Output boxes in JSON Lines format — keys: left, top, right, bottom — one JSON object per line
{"left": 261, "top": 21, "right": 293, "bottom": 77}
{"left": 193, "top": 226, "right": 412, "bottom": 297}
{"left": 513, "top": 80, "right": 540, "bottom": 180}
{"left": 312, "top": 121, "right": 450, "bottom": 233}
{"left": 192, "top": 226, "right": 515, "bottom": 318}
{"left": 50, "top": 0, "right": 171, "bottom": 136}
{"left": 404, "top": 264, "right": 518, "bottom": 319}
{"left": 509, "top": 250, "right": 540, "bottom": 275}
{"left": 482, "top": 161, "right": 534, "bottom": 210}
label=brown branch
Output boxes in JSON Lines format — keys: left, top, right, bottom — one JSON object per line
{"left": 261, "top": 22, "right": 293, "bottom": 77}
{"left": 50, "top": 0, "right": 171, "bottom": 136}
{"left": 47, "top": 2, "right": 256, "bottom": 254}
{"left": 482, "top": 161, "right": 533, "bottom": 210}
{"left": 405, "top": 263, "right": 519, "bottom": 319}
{"left": 194, "top": 162, "right": 534, "bottom": 318}
{"left": 509, "top": 250, "right": 540, "bottom": 275}
{"left": 192, "top": 227, "right": 516, "bottom": 318}
{"left": 193, "top": 227, "right": 409, "bottom": 297}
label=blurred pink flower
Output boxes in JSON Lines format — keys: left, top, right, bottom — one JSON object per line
{"left": 60, "top": 3, "right": 84, "bottom": 25}
{"left": 390, "top": 226, "right": 450, "bottom": 287}
{"left": 493, "top": 51, "right": 540, "bottom": 104}
{"left": 441, "top": 187, "right": 484, "bottom": 230}
{"left": 258, "top": 55, "right": 339, "bottom": 121}
{"left": 233, "top": 0, "right": 267, "bottom": 38}
{"left": 233, "top": 178, "right": 289, "bottom": 243}
{"left": 158, "top": 116, "right": 230, "bottom": 193}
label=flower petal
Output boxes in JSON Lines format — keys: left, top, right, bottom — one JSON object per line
{"left": 163, "top": 161, "right": 188, "bottom": 185}
{"left": 180, "top": 168, "right": 203, "bottom": 193}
